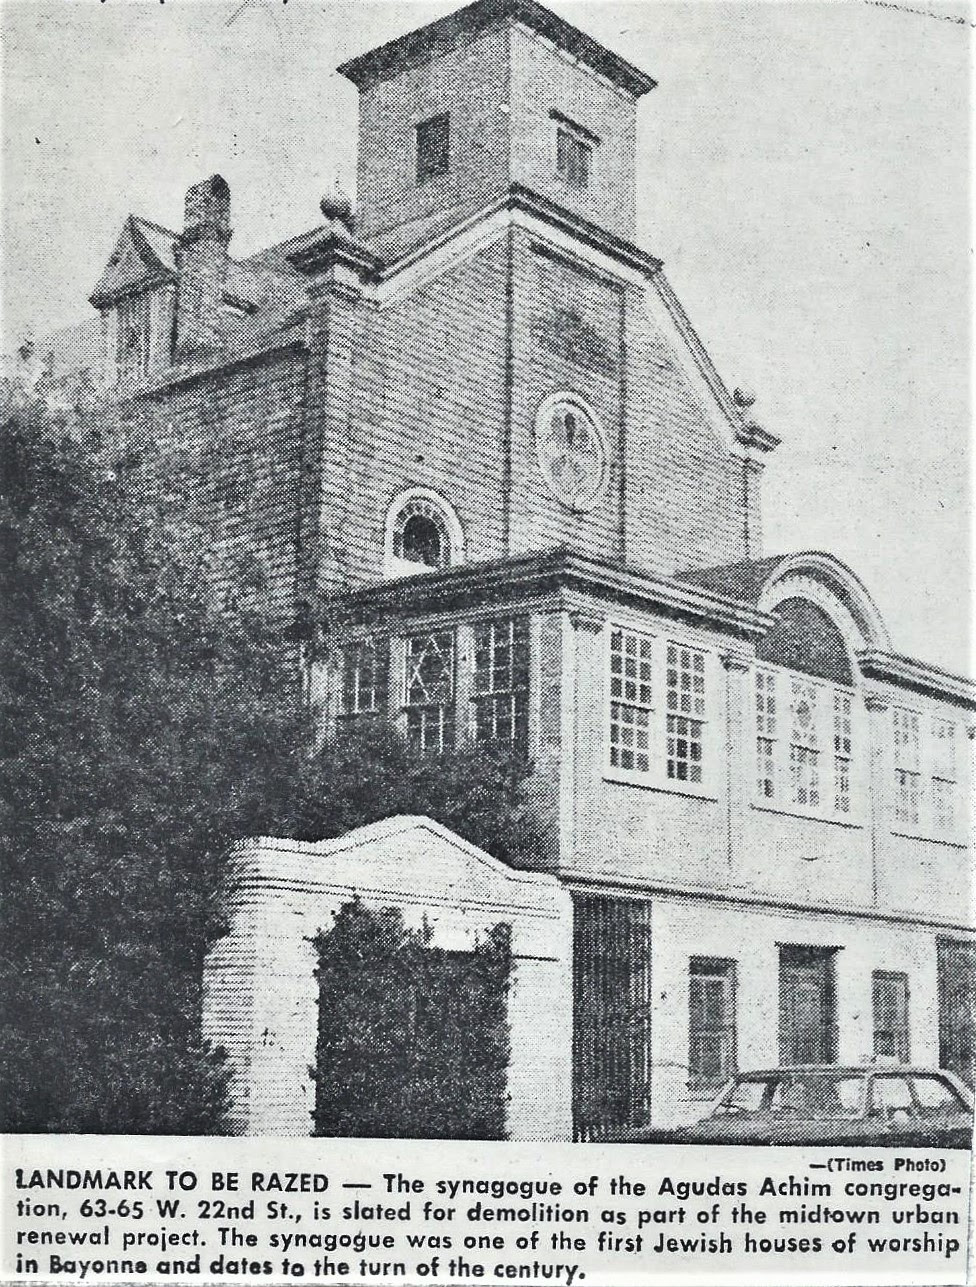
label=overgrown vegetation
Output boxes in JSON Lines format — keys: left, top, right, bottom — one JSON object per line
{"left": 313, "top": 900, "right": 512, "bottom": 1139}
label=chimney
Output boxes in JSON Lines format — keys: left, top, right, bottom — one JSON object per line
{"left": 174, "top": 175, "right": 231, "bottom": 360}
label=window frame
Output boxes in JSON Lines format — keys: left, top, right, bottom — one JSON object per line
{"left": 551, "top": 110, "right": 598, "bottom": 191}
{"left": 341, "top": 635, "right": 389, "bottom": 720}
{"left": 603, "top": 623, "right": 718, "bottom": 800}
{"left": 607, "top": 626, "right": 655, "bottom": 780}
{"left": 403, "top": 629, "right": 456, "bottom": 755}
{"left": 890, "top": 706, "right": 963, "bottom": 842}
{"left": 872, "top": 969, "right": 910, "bottom": 1064}
{"left": 472, "top": 617, "right": 530, "bottom": 754}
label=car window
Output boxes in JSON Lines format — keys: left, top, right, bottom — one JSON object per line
{"left": 871, "top": 1076, "right": 915, "bottom": 1115}
{"left": 769, "top": 1075, "right": 863, "bottom": 1118}
{"left": 713, "top": 1079, "right": 769, "bottom": 1114}
{"left": 912, "top": 1076, "right": 964, "bottom": 1113}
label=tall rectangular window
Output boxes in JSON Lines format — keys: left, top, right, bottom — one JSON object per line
{"left": 556, "top": 126, "right": 592, "bottom": 189}
{"left": 416, "top": 113, "right": 450, "bottom": 184}
{"left": 756, "top": 669, "right": 777, "bottom": 799}
{"left": 931, "top": 718, "right": 957, "bottom": 832}
{"left": 873, "top": 970, "right": 910, "bottom": 1062}
{"left": 893, "top": 707, "right": 921, "bottom": 825}
{"left": 689, "top": 958, "right": 736, "bottom": 1088}
{"left": 116, "top": 292, "right": 151, "bottom": 384}
{"left": 405, "top": 631, "right": 454, "bottom": 754}
{"left": 343, "top": 637, "right": 388, "bottom": 717}
{"left": 608, "top": 628, "right": 653, "bottom": 775}
{"left": 667, "top": 644, "right": 705, "bottom": 783}
{"left": 789, "top": 678, "right": 820, "bottom": 807}
{"left": 833, "top": 691, "right": 852, "bottom": 814}
{"left": 473, "top": 618, "right": 529, "bottom": 752}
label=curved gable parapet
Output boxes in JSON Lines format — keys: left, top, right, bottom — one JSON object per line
{"left": 759, "top": 552, "right": 892, "bottom": 655}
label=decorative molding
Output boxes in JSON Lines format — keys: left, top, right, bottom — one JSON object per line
{"left": 569, "top": 609, "right": 604, "bottom": 634}
{"left": 720, "top": 651, "right": 751, "bottom": 673}
{"left": 858, "top": 649, "right": 976, "bottom": 710}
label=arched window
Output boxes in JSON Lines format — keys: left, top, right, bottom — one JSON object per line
{"left": 384, "top": 489, "right": 464, "bottom": 579}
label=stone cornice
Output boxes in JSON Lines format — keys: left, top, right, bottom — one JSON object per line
{"left": 857, "top": 648, "right": 976, "bottom": 710}
{"left": 327, "top": 549, "right": 775, "bottom": 640}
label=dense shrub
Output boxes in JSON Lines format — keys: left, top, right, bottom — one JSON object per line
{"left": 313, "top": 900, "right": 512, "bottom": 1139}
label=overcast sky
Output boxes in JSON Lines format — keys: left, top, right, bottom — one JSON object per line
{"left": 1, "top": 0, "right": 971, "bottom": 675}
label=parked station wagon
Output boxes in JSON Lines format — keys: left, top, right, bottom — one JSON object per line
{"left": 618, "top": 1066, "right": 974, "bottom": 1148}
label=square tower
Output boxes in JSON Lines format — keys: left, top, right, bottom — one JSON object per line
{"left": 339, "top": 0, "right": 655, "bottom": 244}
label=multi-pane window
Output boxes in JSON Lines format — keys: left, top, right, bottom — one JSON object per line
{"left": 872, "top": 970, "right": 910, "bottom": 1063}
{"left": 688, "top": 958, "right": 736, "bottom": 1087}
{"left": 473, "top": 618, "right": 529, "bottom": 752}
{"left": 416, "top": 113, "right": 450, "bottom": 184}
{"left": 556, "top": 126, "right": 592, "bottom": 189}
{"left": 893, "top": 708, "right": 921, "bottom": 826}
{"left": 789, "top": 679, "right": 820, "bottom": 807}
{"left": 343, "top": 637, "right": 388, "bottom": 717}
{"left": 833, "top": 692, "right": 852, "bottom": 814}
{"left": 609, "top": 629, "right": 653, "bottom": 775}
{"left": 756, "top": 669, "right": 777, "bottom": 799}
{"left": 667, "top": 644, "right": 705, "bottom": 783}
{"left": 754, "top": 668, "right": 857, "bottom": 819}
{"left": 930, "top": 718, "right": 957, "bottom": 832}
{"left": 405, "top": 631, "right": 454, "bottom": 754}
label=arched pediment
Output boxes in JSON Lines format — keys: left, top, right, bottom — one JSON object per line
{"left": 758, "top": 552, "right": 891, "bottom": 656}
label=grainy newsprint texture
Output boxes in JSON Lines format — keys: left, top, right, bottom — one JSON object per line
{"left": 0, "top": 0, "right": 972, "bottom": 1284}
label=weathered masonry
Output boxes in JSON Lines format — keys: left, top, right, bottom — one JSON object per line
{"left": 86, "top": 0, "right": 974, "bottom": 1138}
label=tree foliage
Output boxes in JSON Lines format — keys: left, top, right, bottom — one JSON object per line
{"left": 0, "top": 399, "right": 305, "bottom": 1132}
{"left": 1, "top": 396, "right": 545, "bottom": 1133}
{"left": 313, "top": 900, "right": 512, "bottom": 1139}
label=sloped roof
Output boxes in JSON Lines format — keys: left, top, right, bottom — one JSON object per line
{"left": 89, "top": 215, "right": 178, "bottom": 305}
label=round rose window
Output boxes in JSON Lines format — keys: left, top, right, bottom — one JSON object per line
{"left": 535, "top": 394, "right": 608, "bottom": 512}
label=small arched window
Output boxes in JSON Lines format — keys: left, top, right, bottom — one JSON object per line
{"left": 385, "top": 489, "right": 464, "bottom": 579}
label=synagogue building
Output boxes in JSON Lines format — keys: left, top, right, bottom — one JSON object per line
{"left": 86, "top": 0, "right": 974, "bottom": 1139}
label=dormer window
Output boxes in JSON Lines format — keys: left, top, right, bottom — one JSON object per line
{"left": 552, "top": 110, "right": 598, "bottom": 190}
{"left": 416, "top": 113, "right": 450, "bottom": 184}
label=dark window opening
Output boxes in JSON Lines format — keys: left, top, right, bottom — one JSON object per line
{"left": 399, "top": 514, "right": 444, "bottom": 569}
{"left": 416, "top": 113, "right": 450, "bottom": 184}
{"left": 556, "top": 127, "right": 592, "bottom": 190}
{"left": 758, "top": 598, "right": 853, "bottom": 685}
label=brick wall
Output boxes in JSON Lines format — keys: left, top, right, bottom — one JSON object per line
{"left": 509, "top": 25, "right": 638, "bottom": 242}
{"left": 356, "top": 24, "right": 512, "bottom": 239}
{"left": 119, "top": 347, "right": 308, "bottom": 623}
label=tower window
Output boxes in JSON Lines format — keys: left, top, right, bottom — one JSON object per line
{"left": 416, "top": 113, "right": 450, "bottom": 184}
{"left": 557, "top": 128, "right": 591, "bottom": 189}
{"left": 400, "top": 513, "right": 443, "bottom": 568}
